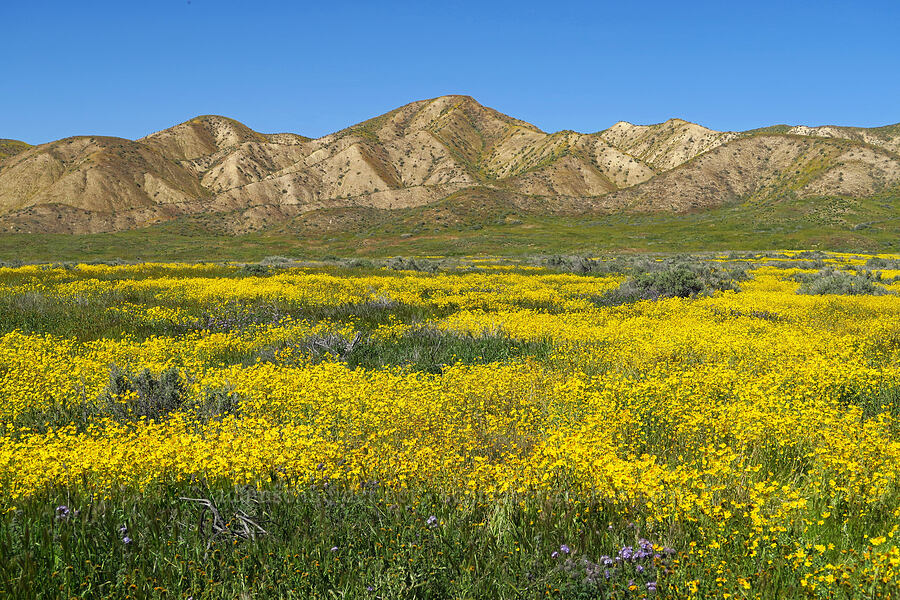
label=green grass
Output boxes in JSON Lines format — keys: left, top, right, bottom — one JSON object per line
{"left": 0, "top": 485, "right": 679, "bottom": 600}
{"left": 2, "top": 193, "right": 898, "bottom": 263}
{"left": 4, "top": 477, "right": 897, "bottom": 599}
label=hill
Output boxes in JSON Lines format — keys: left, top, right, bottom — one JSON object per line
{"left": 0, "top": 96, "right": 898, "bottom": 255}
{"left": 599, "top": 134, "right": 900, "bottom": 213}
{"left": 0, "top": 139, "right": 31, "bottom": 161}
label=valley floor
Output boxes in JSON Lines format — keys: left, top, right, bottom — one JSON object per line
{"left": 3, "top": 192, "right": 900, "bottom": 264}
{"left": 1, "top": 253, "right": 899, "bottom": 598}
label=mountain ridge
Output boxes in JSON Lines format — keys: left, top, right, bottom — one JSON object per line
{"left": 1, "top": 95, "right": 898, "bottom": 235}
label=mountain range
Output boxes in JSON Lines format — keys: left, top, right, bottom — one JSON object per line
{"left": 1, "top": 95, "right": 898, "bottom": 236}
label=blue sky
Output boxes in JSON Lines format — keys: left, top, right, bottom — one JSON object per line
{"left": 3, "top": 1, "right": 898, "bottom": 144}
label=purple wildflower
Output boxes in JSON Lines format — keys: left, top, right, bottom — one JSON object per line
{"left": 560, "top": 544, "right": 571, "bottom": 554}
{"left": 122, "top": 536, "right": 132, "bottom": 544}
{"left": 330, "top": 546, "right": 339, "bottom": 552}
{"left": 426, "top": 515, "right": 438, "bottom": 528}
{"left": 646, "top": 581, "right": 658, "bottom": 592}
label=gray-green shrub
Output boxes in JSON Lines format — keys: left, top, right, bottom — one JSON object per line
{"left": 793, "top": 268, "right": 892, "bottom": 296}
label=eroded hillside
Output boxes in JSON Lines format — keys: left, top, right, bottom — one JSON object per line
{"left": 1, "top": 96, "right": 898, "bottom": 234}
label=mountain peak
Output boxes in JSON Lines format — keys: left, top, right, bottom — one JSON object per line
{"left": 340, "top": 95, "right": 544, "bottom": 141}
{"left": 141, "top": 115, "right": 266, "bottom": 161}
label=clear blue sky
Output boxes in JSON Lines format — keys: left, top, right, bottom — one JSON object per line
{"left": 3, "top": 0, "right": 898, "bottom": 144}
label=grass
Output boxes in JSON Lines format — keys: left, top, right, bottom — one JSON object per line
{"left": 2, "top": 485, "right": 683, "bottom": 600}
{"left": 0, "top": 289, "right": 185, "bottom": 341}
{"left": 1, "top": 193, "right": 899, "bottom": 262}
{"left": 3, "top": 476, "right": 896, "bottom": 598}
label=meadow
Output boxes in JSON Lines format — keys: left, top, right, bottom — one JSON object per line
{"left": 1, "top": 252, "right": 899, "bottom": 599}
{"left": 2, "top": 190, "right": 899, "bottom": 264}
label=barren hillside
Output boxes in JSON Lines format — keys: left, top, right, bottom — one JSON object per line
{"left": 747, "top": 123, "right": 900, "bottom": 155}
{"left": 1, "top": 96, "right": 898, "bottom": 234}
{"left": 599, "top": 119, "right": 739, "bottom": 172}
{"left": 599, "top": 135, "right": 900, "bottom": 213}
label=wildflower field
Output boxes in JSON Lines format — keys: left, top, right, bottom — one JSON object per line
{"left": 1, "top": 252, "right": 899, "bottom": 599}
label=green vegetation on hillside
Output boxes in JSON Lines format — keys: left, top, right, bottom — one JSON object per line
{"left": 1, "top": 192, "right": 898, "bottom": 262}
{"left": 0, "top": 139, "right": 30, "bottom": 161}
